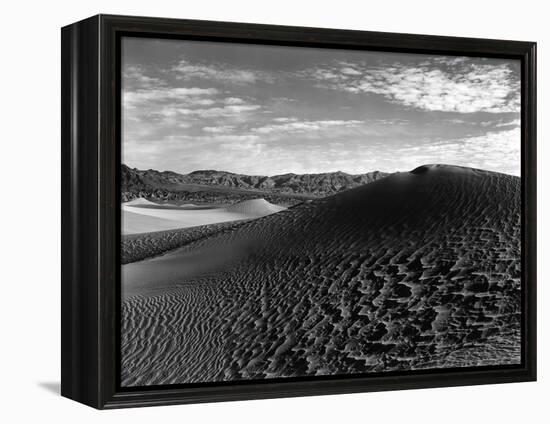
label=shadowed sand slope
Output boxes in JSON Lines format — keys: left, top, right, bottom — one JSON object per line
{"left": 122, "top": 198, "right": 285, "bottom": 234}
{"left": 121, "top": 220, "right": 252, "bottom": 264}
{"left": 121, "top": 165, "right": 521, "bottom": 386}
{"left": 123, "top": 210, "right": 190, "bottom": 234}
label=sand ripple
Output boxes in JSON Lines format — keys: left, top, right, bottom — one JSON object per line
{"left": 121, "top": 165, "right": 521, "bottom": 386}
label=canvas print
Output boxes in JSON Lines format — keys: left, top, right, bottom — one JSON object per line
{"left": 120, "top": 37, "right": 521, "bottom": 387}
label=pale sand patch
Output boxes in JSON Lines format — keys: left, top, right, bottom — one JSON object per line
{"left": 122, "top": 198, "right": 286, "bottom": 234}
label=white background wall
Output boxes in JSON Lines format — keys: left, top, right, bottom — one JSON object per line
{"left": 1, "top": 0, "right": 546, "bottom": 422}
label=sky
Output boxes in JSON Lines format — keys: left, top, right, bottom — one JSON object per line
{"left": 122, "top": 37, "right": 521, "bottom": 176}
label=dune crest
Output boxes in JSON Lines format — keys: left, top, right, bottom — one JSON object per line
{"left": 125, "top": 197, "right": 159, "bottom": 206}
{"left": 224, "top": 198, "right": 286, "bottom": 216}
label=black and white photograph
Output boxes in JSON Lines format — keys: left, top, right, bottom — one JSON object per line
{"left": 120, "top": 36, "right": 522, "bottom": 387}
{"left": 0, "top": 0, "right": 545, "bottom": 419}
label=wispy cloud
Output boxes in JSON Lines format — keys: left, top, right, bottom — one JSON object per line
{"left": 301, "top": 57, "right": 520, "bottom": 114}
{"left": 252, "top": 119, "right": 363, "bottom": 134}
{"left": 495, "top": 118, "right": 521, "bottom": 127}
{"left": 123, "top": 87, "right": 219, "bottom": 109}
{"left": 173, "top": 59, "right": 275, "bottom": 84}
{"left": 123, "top": 65, "right": 164, "bottom": 88}
{"left": 176, "top": 104, "right": 261, "bottom": 119}
{"left": 202, "top": 125, "right": 236, "bottom": 134}
{"left": 395, "top": 128, "right": 520, "bottom": 176}
{"left": 122, "top": 39, "right": 520, "bottom": 176}
{"left": 124, "top": 87, "right": 262, "bottom": 127}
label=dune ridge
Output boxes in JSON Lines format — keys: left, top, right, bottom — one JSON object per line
{"left": 224, "top": 198, "right": 286, "bottom": 216}
{"left": 121, "top": 165, "right": 521, "bottom": 386}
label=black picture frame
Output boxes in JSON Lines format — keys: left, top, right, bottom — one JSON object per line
{"left": 61, "top": 14, "right": 537, "bottom": 409}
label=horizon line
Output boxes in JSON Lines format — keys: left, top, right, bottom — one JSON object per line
{"left": 121, "top": 163, "right": 520, "bottom": 178}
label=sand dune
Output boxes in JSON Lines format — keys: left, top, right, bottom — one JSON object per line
{"left": 125, "top": 198, "right": 160, "bottom": 207}
{"left": 122, "top": 198, "right": 285, "bottom": 234}
{"left": 224, "top": 198, "right": 286, "bottom": 215}
{"left": 122, "top": 210, "right": 189, "bottom": 234}
{"left": 121, "top": 165, "right": 521, "bottom": 386}
{"left": 126, "top": 198, "right": 200, "bottom": 209}
{"left": 121, "top": 220, "right": 251, "bottom": 264}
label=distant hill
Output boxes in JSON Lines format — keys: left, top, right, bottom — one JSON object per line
{"left": 121, "top": 164, "right": 389, "bottom": 205}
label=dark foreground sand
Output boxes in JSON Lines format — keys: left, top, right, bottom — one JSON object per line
{"left": 121, "top": 165, "right": 521, "bottom": 386}
{"left": 122, "top": 220, "right": 251, "bottom": 264}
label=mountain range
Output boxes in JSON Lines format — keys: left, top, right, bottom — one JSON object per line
{"left": 121, "top": 164, "right": 389, "bottom": 205}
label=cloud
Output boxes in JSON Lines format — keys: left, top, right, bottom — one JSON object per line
{"left": 124, "top": 85, "right": 262, "bottom": 125}
{"left": 273, "top": 117, "right": 298, "bottom": 123}
{"left": 177, "top": 104, "right": 261, "bottom": 118}
{"left": 302, "top": 58, "right": 520, "bottom": 114}
{"left": 173, "top": 59, "right": 274, "bottom": 84}
{"left": 252, "top": 119, "right": 363, "bottom": 134}
{"left": 124, "top": 126, "right": 520, "bottom": 177}
{"left": 202, "top": 125, "right": 235, "bottom": 133}
{"left": 123, "top": 65, "right": 164, "bottom": 89}
{"left": 396, "top": 128, "right": 520, "bottom": 175}
{"left": 122, "top": 49, "right": 520, "bottom": 177}
{"left": 495, "top": 118, "right": 521, "bottom": 127}
{"left": 224, "top": 97, "right": 246, "bottom": 105}
{"left": 271, "top": 97, "right": 297, "bottom": 103}
{"left": 166, "top": 133, "right": 261, "bottom": 145}
{"left": 340, "top": 67, "right": 362, "bottom": 76}
{"left": 123, "top": 87, "right": 219, "bottom": 109}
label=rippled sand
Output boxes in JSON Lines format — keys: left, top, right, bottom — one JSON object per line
{"left": 121, "top": 165, "right": 521, "bottom": 387}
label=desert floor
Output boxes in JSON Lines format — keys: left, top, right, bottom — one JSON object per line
{"left": 121, "top": 165, "right": 521, "bottom": 387}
